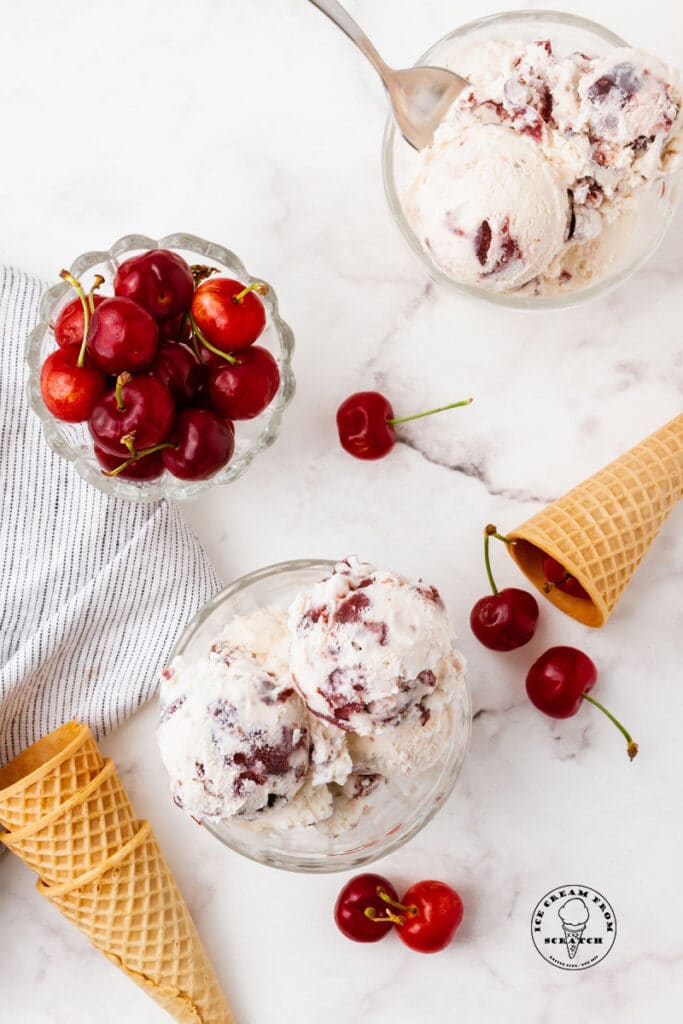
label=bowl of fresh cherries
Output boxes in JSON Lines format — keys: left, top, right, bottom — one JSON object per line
{"left": 26, "top": 233, "right": 295, "bottom": 501}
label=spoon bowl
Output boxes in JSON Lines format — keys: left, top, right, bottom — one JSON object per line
{"left": 308, "top": 0, "right": 467, "bottom": 150}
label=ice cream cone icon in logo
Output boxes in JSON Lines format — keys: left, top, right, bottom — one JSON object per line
{"left": 558, "top": 898, "right": 589, "bottom": 960}
{"left": 531, "top": 885, "right": 616, "bottom": 970}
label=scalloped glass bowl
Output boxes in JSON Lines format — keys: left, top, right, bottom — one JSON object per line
{"left": 26, "top": 233, "right": 295, "bottom": 502}
{"left": 382, "top": 10, "right": 681, "bottom": 311}
{"left": 165, "top": 559, "right": 473, "bottom": 873}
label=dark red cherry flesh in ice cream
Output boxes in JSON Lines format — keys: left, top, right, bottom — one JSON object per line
{"left": 337, "top": 391, "right": 473, "bottom": 460}
{"left": 470, "top": 526, "right": 538, "bottom": 650}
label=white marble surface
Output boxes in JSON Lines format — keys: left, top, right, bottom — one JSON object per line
{"left": 1, "top": 1, "right": 683, "bottom": 1021}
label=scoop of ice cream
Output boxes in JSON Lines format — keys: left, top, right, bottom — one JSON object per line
{"left": 408, "top": 123, "right": 569, "bottom": 291}
{"left": 348, "top": 651, "right": 464, "bottom": 775}
{"left": 406, "top": 39, "right": 682, "bottom": 296}
{"left": 577, "top": 52, "right": 680, "bottom": 166}
{"left": 158, "top": 609, "right": 312, "bottom": 822}
{"left": 289, "top": 557, "right": 455, "bottom": 736}
{"left": 558, "top": 897, "right": 590, "bottom": 926}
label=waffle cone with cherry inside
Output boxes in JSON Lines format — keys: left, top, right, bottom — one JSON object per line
{"left": 0, "top": 721, "right": 103, "bottom": 832}
{"left": 507, "top": 414, "right": 683, "bottom": 627}
{"left": 39, "top": 820, "right": 235, "bottom": 1023}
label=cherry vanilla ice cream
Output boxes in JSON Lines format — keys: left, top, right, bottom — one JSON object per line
{"left": 158, "top": 609, "right": 312, "bottom": 821}
{"left": 407, "top": 40, "right": 683, "bottom": 295}
{"left": 288, "top": 557, "right": 459, "bottom": 736}
{"left": 158, "top": 559, "right": 468, "bottom": 837}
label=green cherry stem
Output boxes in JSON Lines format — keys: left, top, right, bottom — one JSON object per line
{"left": 388, "top": 397, "right": 473, "bottom": 426}
{"left": 88, "top": 274, "right": 105, "bottom": 315}
{"left": 482, "top": 524, "right": 513, "bottom": 596}
{"left": 188, "top": 312, "right": 239, "bottom": 365}
{"left": 379, "top": 887, "right": 418, "bottom": 916}
{"left": 582, "top": 694, "right": 639, "bottom": 761}
{"left": 232, "top": 281, "right": 269, "bottom": 304}
{"left": 364, "top": 906, "right": 405, "bottom": 925}
{"left": 115, "top": 372, "right": 132, "bottom": 412}
{"left": 102, "top": 441, "right": 177, "bottom": 478}
{"left": 60, "top": 269, "right": 90, "bottom": 368}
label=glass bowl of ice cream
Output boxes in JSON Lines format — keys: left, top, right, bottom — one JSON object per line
{"left": 382, "top": 10, "right": 683, "bottom": 309}
{"left": 157, "top": 558, "right": 472, "bottom": 873}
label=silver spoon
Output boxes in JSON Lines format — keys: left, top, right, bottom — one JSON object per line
{"left": 308, "top": 0, "right": 468, "bottom": 150}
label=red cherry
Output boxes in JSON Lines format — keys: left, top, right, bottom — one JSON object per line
{"left": 470, "top": 526, "right": 539, "bottom": 650}
{"left": 334, "top": 874, "right": 400, "bottom": 943}
{"left": 89, "top": 374, "right": 175, "bottom": 457}
{"left": 161, "top": 408, "right": 235, "bottom": 480}
{"left": 470, "top": 589, "right": 539, "bottom": 651}
{"left": 151, "top": 343, "right": 207, "bottom": 408}
{"left": 337, "top": 392, "right": 473, "bottom": 460}
{"left": 157, "top": 312, "right": 194, "bottom": 345}
{"left": 526, "top": 646, "right": 638, "bottom": 760}
{"left": 208, "top": 346, "right": 280, "bottom": 420}
{"left": 94, "top": 444, "right": 164, "bottom": 481}
{"left": 53, "top": 294, "right": 106, "bottom": 348}
{"left": 114, "top": 249, "right": 194, "bottom": 318}
{"left": 190, "top": 278, "right": 267, "bottom": 354}
{"left": 526, "top": 646, "right": 596, "bottom": 718}
{"left": 395, "top": 881, "right": 464, "bottom": 954}
{"left": 86, "top": 297, "right": 158, "bottom": 375}
{"left": 337, "top": 391, "right": 396, "bottom": 460}
{"left": 40, "top": 345, "right": 106, "bottom": 423}
{"left": 542, "top": 555, "right": 590, "bottom": 600}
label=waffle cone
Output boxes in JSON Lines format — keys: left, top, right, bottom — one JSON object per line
{"left": 39, "top": 821, "right": 235, "bottom": 1024}
{"left": 508, "top": 414, "right": 683, "bottom": 626}
{"left": 2, "top": 759, "right": 137, "bottom": 885}
{"left": 0, "top": 721, "right": 103, "bottom": 832}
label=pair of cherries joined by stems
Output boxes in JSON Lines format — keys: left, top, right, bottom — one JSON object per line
{"left": 41, "top": 249, "right": 281, "bottom": 481}
{"left": 335, "top": 874, "right": 463, "bottom": 954}
{"left": 470, "top": 526, "right": 638, "bottom": 761}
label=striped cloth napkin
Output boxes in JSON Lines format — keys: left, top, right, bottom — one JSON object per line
{"left": 0, "top": 266, "right": 221, "bottom": 765}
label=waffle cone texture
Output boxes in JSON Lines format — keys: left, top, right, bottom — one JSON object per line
{"left": 0, "top": 721, "right": 102, "bottom": 831}
{"left": 0, "top": 723, "right": 235, "bottom": 1024}
{"left": 508, "top": 414, "right": 683, "bottom": 626}
{"left": 1, "top": 759, "right": 137, "bottom": 885}
{"left": 38, "top": 821, "right": 235, "bottom": 1024}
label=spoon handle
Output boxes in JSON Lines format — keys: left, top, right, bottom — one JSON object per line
{"left": 307, "top": 0, "right": 391, "bottom": 83}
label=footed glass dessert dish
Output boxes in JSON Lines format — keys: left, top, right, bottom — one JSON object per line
{"left": 165, "top": 560, "right": 473, "bottom": 873}
{"left": 26, "top": 233, "right": 295, "bottom": 502}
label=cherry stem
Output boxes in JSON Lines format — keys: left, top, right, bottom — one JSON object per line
{"left": 190, "top": 264, "right": 219, "bottom": 287}
{"left": 88, "top": 275, "right": 105, "bottom": 314}
{"left": 388, "top": 397, "right": 473, "bottom": 426}
{"left": 115, "top": 373, "right": 132, "bottom": 411}
{"left": 60, "top": 270, "right": 90, "bottom": 369}
{"left": 232, "top": 281, "right": 268, "bottom": 304}
{"left": 364, "top": 906, "right": 405, "bottom": 925}
{"left": 582, "top": 694, "right": 639, "bottom": 760}
{"left": 102, "top": 441, "right": 176, "bottom": 478}
{"left": 188, "top": 313, "right": 239, "bottom": 364}
{"left": 483, "top": 526, "right": 499, "bottom": 596}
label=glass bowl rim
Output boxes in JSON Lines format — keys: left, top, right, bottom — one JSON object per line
{"left": 167, "top": 557, "right": 473, "bottom": 873}
{"left": 381, "top": 9, "right": 678, "bottom": 312}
